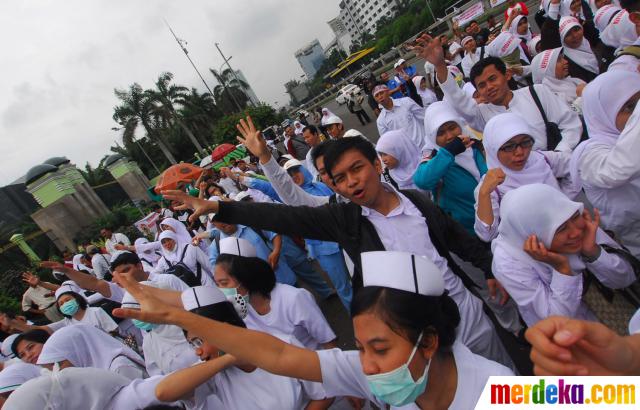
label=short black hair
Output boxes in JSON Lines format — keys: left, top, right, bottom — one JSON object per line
{"left": 469, "top": 56, "right": 507, "bottom": 87}
{"left": 110, "top": 251, "right": 141, "bottom": 271}
{"left": 216, "top": 255, "right": 276, "bottom": 299}
{"left": 302, "top": 125, "right": 318, "bottom": 135}
{"left": 12, "top": 329, "right": 50, "bottom": 357}
{"left": 351, "top": 287, "right": 460, "bottom": 349}
{"left": 56, "top": 291, "right": 88, "bottom": 318}
{"left": 621, "top": 0, "right": 640, "bottom": 11}
{"left": 322, "top": 136, "right": 378, "bottom": 180}
{"left": 310, "top": 139, "right": 335, "bottom": 171}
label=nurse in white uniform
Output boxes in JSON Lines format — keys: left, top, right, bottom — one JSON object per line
{"left": 492, "top": 183, "right": 637, "bottom": 327}
{"left": 44, "top": 286, "right": 118, "bottom": 335}
{"left": 36, "top": 324, "right": 147, "bottom": 380}
{"left": 114, "top": 250, "right": 513, "bottom": 410}
{"left": 154, "top": 286, "right": 330, "bottom": 410}
{"left": 0, "top": 362, "right": 42, "bottom": 406}
{"left": 214, "top": 237, "right": 337, "bottom": 349}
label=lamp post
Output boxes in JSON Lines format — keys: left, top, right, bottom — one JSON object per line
{"left": 215, "top": 42, "right": 255, "bottom": 107}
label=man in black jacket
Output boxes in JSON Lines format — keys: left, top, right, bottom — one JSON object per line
{"left": 163, "top": 116, "right": 515, "bottom": 369}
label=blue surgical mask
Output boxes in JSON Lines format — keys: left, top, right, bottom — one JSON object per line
{"left": 60, "top": 300, "right": 79, "bottom": 316}
{"left": 132, "top": 319, "right": 158, "bottom": 332}
{"left": 365, "top": 332, "right": 430, "bottom": 407}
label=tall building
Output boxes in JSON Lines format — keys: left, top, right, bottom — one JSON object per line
{"left": 337, "top": 0, "right": 400, "bottom": 40}
{"left": 233, "top": 69, "right": 260, "bottom": 105}
{"left": 294, "top": 39, "right": 326, "bottom": 79}
{"left": 327, "top": 17, "right": 353, "bottom": 54}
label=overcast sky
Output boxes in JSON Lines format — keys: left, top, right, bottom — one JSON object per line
{"left": 0, "top": 0, "right": 340, "bottom": 185}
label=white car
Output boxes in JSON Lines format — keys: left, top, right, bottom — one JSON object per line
{"left": 335, "top": 84, "right": 362, "bottom": 105}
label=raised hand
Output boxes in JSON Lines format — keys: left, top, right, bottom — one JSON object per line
{"left": 458, "top": 135, "right": 474, "bottom": 149}
{"left": 40, "top": 260, "right": 68, "bottom": 272}
{"left": 525, "top": 316, "right": 639, "bottom": 376}
{"left": 524, "top": 235, "right": 571, "bottom": 275}
{"left": 112, "top": 272, "right": 181, "bottom": 325}
{"left": 161, "top": 190, "right": 218, "bottom": 224}
{"left": 22, "top": 272, "right": 40, "bottom": 287}
{"left": 478, "top": 168, "right": 506, "bottom": 196}
{"left": 236, "top": 116, "right": 271, "bottom": 163}
{"left": 581, "top": 208, "right": 601, "bottom": 259}
{"left": 411, "top": 34, "right": 446, "bottom": 67}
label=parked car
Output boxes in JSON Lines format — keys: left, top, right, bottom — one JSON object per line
{"left": 335, "top": 84, "right": 362, "bottom": 105}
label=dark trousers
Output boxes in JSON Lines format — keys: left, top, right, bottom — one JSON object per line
{"left": 354, "top": 109, "right": 370, "bottom": 125}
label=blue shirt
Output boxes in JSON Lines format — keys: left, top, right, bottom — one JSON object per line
{"left": 386, "top": 79, "right": 403, "bottom": 99}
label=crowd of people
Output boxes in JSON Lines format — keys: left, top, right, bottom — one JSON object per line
{"left": 2, "top": 0, "right": 640, "bottom": 408}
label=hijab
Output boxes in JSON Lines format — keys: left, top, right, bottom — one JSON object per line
{"left": 570, "top": 70, "right": 640, "bottom": 187}
{"left": 298, "top": 166, "right": 333, "bottom": 196}
{"left": 528, "top": 35, "right": 542, "bottom": 57}
{"left": 293, "top": 121, "right": 304, "bottom": 136}
{"left": 0, "top": 362, "right": 43, "bottom": 394}
{"left": 600, "top": 9, "right": 638, "bottom": 50}
{"left": 320, "top": 108, "right": 337, "bottom": 125}
{"left": 509, "top": 15, "right": 532, "bottom": 42}
{"left": 560, "top": 16, "right": 600, "bottom": 74}
{"left": 424, "top": 102, "right": 483, "bottom": 182}
{"left": 487, "top": 31, "right": 530, "bottom": 64}
{"left": 133, "top": 238, "right": 161, "bottom": 266}
{"left": 36, "top": 325, "right": 144, "bottom": 374}
{"left": 492, "top": 183, "right": 585, "bottom": 271}
{"left": 531, "top": 48, "right": 585, "bottom": 105}
{"left": 375, "top": 130, "right": 422, "bottom": 190}
{"left": 159, "top": 217, "right": 192, "bottom": 244}
{"left": 483, "top": 113, "right": 560, "bottom": 196}
{"left": 158, "top": 229, "right": 184, "bottom": 260}
{"left": 595, "top": 4, "right": 623, "bottom": 32}
{"left": 560, "top": 0, "right": 585, "bottom": 19}
{"left": 412, "top": 76, "right": 437, "bottom": 107}
{"left": 3, "top": 367, "right": 132, "bottom": 410}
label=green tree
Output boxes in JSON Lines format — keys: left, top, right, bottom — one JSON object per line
{"left": 113, "top": 83, "right": 178, "bottom": 164}
{"left": 209, "top": 68, "right": 250, "bottom": 114}
{"left": 79, "top": 156, "right": 115, "bottom": 186}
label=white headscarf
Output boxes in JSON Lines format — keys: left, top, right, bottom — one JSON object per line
{"left": 133, "top": 238, "right": 161, "bottom": 265}
{"left": 483, "top": 113, "right": 560, "bottom": 196}
{"left": 531, "top": 48, "right": 586, "bottom": 105}
{"left": 158, "top": 230, "right": 181, "bottom": 261}
{"left": 560, "top": 0, "right": 585, "bottom": 18}
{"left": 424, "top": 102, "right": 482, "bottom": 182}
{"left": 3, "top": 367, "right": 131, "bottom": 410}
{"left": 375, "top": 130, "right": 422, "bottom": 190}
{"left": 293, "top": 121, "right": 304, "bottom": 135}
{"left": 570, "top": 70, "right": 640, "bottom": 189}
{"left": 594, "top": 4, "right": 623, "bottom": 32}
{"left": 36, "top": 324, "right": 144, "bottom": 373}
{"left": 509, "top": 15, "right": 532, "bottom": 42}
{"left": 600, "top": 9, "right": 638, "bottom": 50}
{"left": 528, "top": 35, "right": 542, "bottom": 57}
{"left": 320, "top": 108, "right": 337, "bottom": 125}
{"left": 492, "top": 183, "right": 584, "bottom": 270}
{"left": 412, "top": 76, "right": 437, "bottom": 107}
{"left": 560, "top": 16, "right": 600, "bottom": 74}
{"left": 0, "top": 362, "right": 43, "bottom": 394}
{"left": 487, "top": 31, "right": 521, "bottom": 57}
{"left": 159, "top": 218, "right": 192, "bottom": 245}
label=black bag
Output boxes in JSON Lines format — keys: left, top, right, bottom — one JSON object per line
{"left": 163, "top": 244, "right": 202, "bottom": 287}
{"left": 529, "top": 85, "right": 563, "bottom": 150}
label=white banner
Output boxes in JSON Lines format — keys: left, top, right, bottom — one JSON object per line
{"left": 490, "top": 0, "right": 508, "bottom": 8}
{"left": 475, "top": 376, "right": 639, "bottom": 409}
{"left": 452, "top": 2, "right": 485, "bottom": 27}
{"left": 134, "top": 212, "right": 159, "bottom": 236}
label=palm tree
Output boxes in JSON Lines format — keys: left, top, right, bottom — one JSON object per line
{"left": 209, "top": 68, "right": 250, "bottom": 114}
{"left": 147, "top": 72, "right": 206, "bottom": 154}
{"left": 113, "top": 83, "right": 178, "bottom": 165}
{"left": 178, "top": 88, "right": 221, "bottom": 143}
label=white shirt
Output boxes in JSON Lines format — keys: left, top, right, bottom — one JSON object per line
{"left": 48, "top": 307, "right": 118, "bottom": 334}
{"left": 153, "top": 244, "right": 216, "bottom": 287}
{"left": 245, "top": 284, "right": 336, "bottom": 349}
{"left": 91, "top": 253, "right": 112, "bottom": 280}
{"left": 361, "top": 186, "right": 512, "bottom": 368}
{"left": 305, "top": 148, "right": 319, "bottom": 181}
{"left": 218, "top": 177, "right": 239, "bottom": 195}
{"left": 449, "top": 41, "right": 464, "bottom": 65}
{"left": 22, "top": 286, "right": 55, "bottom": 311}
{"left": 492, "top": 230, "right": 636, "bottom": 326}
{"left": 376, "top": 97, "right": 427, "bottom": 150}
{"left": 318, "top": 342, "right": 513, "bottom": 410}
{"left": 461, "top": 48, "right": 482, "bottom": 78}
{"left": 439, "top": 71, "right": 582, "bottom": 151}
{"left": 191, "top": 334, "right": 326, "bottom": 410}
{"left": 105, "top": 233, "right": 130, "bottom": 255}
{"left": 259, "top": 157, "right": 329, "bottom": 207}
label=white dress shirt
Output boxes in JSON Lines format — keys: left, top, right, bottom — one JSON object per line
{"left": 376, "top": 97, "right": 427, "bottom": 150}
{"left": 439, "top": 70, "right": 582, "bottom": 151}
{"left": 105, "top": 233, "right": 130, "bottom": 255}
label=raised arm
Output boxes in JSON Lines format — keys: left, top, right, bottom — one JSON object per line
{"left": 112, "top": 276, "right": 323, "bottom": 382}
{"left": 40, "top": 261, "right": 112, "bottom": 298}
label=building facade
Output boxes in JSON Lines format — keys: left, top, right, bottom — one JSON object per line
{"left": 233, "top": 69, "right": 260, "bottom": 105}
{"left": 337, "top": 0, "right": 400, "bottom": 40}
{"left": 294, "top": 39, "right": 326, "bottom": 79}
{"left": 327, "top": 17, "right": 353, "bottom": 54}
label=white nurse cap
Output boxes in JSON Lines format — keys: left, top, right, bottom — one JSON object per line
{"left": 181, "top": 286, "right": 226, "bottom": 311}
{"left": 219, "top": 237, "right": 257, "bottom": 258}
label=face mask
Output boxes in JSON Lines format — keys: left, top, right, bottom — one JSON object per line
{"left": 366, "top": 332, "right": 430, "bottom": 407}
{"left": 60, "top": 300, "right": 79, "bottom": 316}
{"left": 132, "top": 319, "right": 158, "bottom": 332}
{"left": 220, "top": 287, "right": 250, "bottom": 305}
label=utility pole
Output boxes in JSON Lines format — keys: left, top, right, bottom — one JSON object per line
{"left": 164, "top": 20, "right": 215, "bottom": 96}
{"left": 215, "top": 42, "right": 255, "bottom": 107}
{"left": 425, "top": 0, "right": 436, "bottom": 22}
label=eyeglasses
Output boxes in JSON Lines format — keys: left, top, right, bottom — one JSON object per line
{"left": 188, "top": 337, "right": 204, "bottom": 349}
{"left": 499, "top": 137, "right": 534, "bottom": 153}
